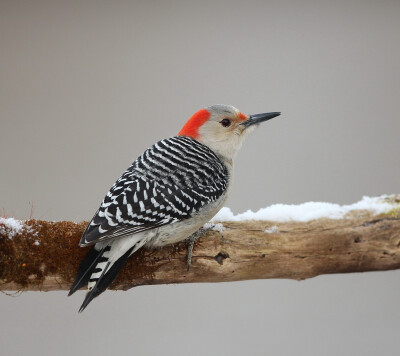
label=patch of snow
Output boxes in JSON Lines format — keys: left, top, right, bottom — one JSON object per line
{"left": 265, "top": 225, "right": 279, "bottom": 233}
{"left": 34, "top": 240, "right": 40, "bottom": 246}
{"left": 211, "top": 196, "right": 396, "bottom": 223}
{"left": 0, "top": 217, "right": 26, "bottom": 239}
{"left": 211, "top": 223, "right": 226, "bottom": 232}
{"left": 203, "top": 222, "right": 226, "bottom": 232}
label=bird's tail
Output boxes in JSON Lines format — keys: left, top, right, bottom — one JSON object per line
{"left": 68, "top": 236, "right": 147, "bottom": 313}
{"left": 68, "top": 245, "right": 111, "bottom": 297}
{"left": 77, "top": 245, "right": 134, "bottom": 313}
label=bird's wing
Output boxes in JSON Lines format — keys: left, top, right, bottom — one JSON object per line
{"left": 80, "top": 176, "right": 226, "bottom": 246}
{"left": 80, "top": 137, "right": 228, "bottom": 246}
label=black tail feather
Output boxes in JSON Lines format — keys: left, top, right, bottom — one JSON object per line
{"left": 78, "top": 261, "right": 110, "bottom": 313}
{"left": 78, "top": 246, "right": 134, "bottom": 313}
{"left": 68, "top": 246, "right": 109, "bottom": 296}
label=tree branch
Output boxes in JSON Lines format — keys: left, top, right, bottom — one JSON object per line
{"left": 1, "top": 199, "right": 400, "bottom": 292}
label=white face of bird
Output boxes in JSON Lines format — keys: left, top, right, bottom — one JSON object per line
{"left": 197, "top": 105, "right": 253, "bottom": 161}
{"left": 178, "top": 104, "right": 280, "bottom": 162}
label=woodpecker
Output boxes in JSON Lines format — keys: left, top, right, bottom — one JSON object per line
{"left": 69, "top": 104, "right": 280, "bottom": 312}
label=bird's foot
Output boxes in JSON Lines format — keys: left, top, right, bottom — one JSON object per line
{"left": 186, "top": 226, "right": 213, "bottom": 271}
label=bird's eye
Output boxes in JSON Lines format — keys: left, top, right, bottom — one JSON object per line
{"left": 220, "top": 118, "right": 231, "bottom": 127}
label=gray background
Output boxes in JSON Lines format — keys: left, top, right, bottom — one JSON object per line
{"left": 1, "top": 1, "right": 399, "bottom": 355}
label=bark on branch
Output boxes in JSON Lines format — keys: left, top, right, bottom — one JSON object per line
{"left": 1, "top": 203, "right": 400, "bottom": 292}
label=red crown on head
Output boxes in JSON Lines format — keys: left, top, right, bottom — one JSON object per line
{"left": 178, "top": 109, "right": 211, "bottom": 139}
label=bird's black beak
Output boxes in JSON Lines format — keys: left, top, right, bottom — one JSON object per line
{"left": 241, "top": 112, "right": 281, "bottom": 129}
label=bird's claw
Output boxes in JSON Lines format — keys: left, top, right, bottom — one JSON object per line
{"left": 186, "top": 226, "right": 213, "bottom": 271}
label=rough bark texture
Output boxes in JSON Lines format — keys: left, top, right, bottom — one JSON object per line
{"left": 1, "top": 209, "right": 400, "bottom": 292}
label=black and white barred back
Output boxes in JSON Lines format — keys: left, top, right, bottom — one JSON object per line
{"left": 80, "top": 136, "right": 229, "bottom": 246}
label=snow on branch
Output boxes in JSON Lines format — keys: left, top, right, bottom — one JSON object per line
{"left": 1, "top": 195, "right": 399, "bottom": 292}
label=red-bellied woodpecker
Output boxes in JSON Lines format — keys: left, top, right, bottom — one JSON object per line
{"left": 69, "top": 104, "right": 280, "bottom": 312}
